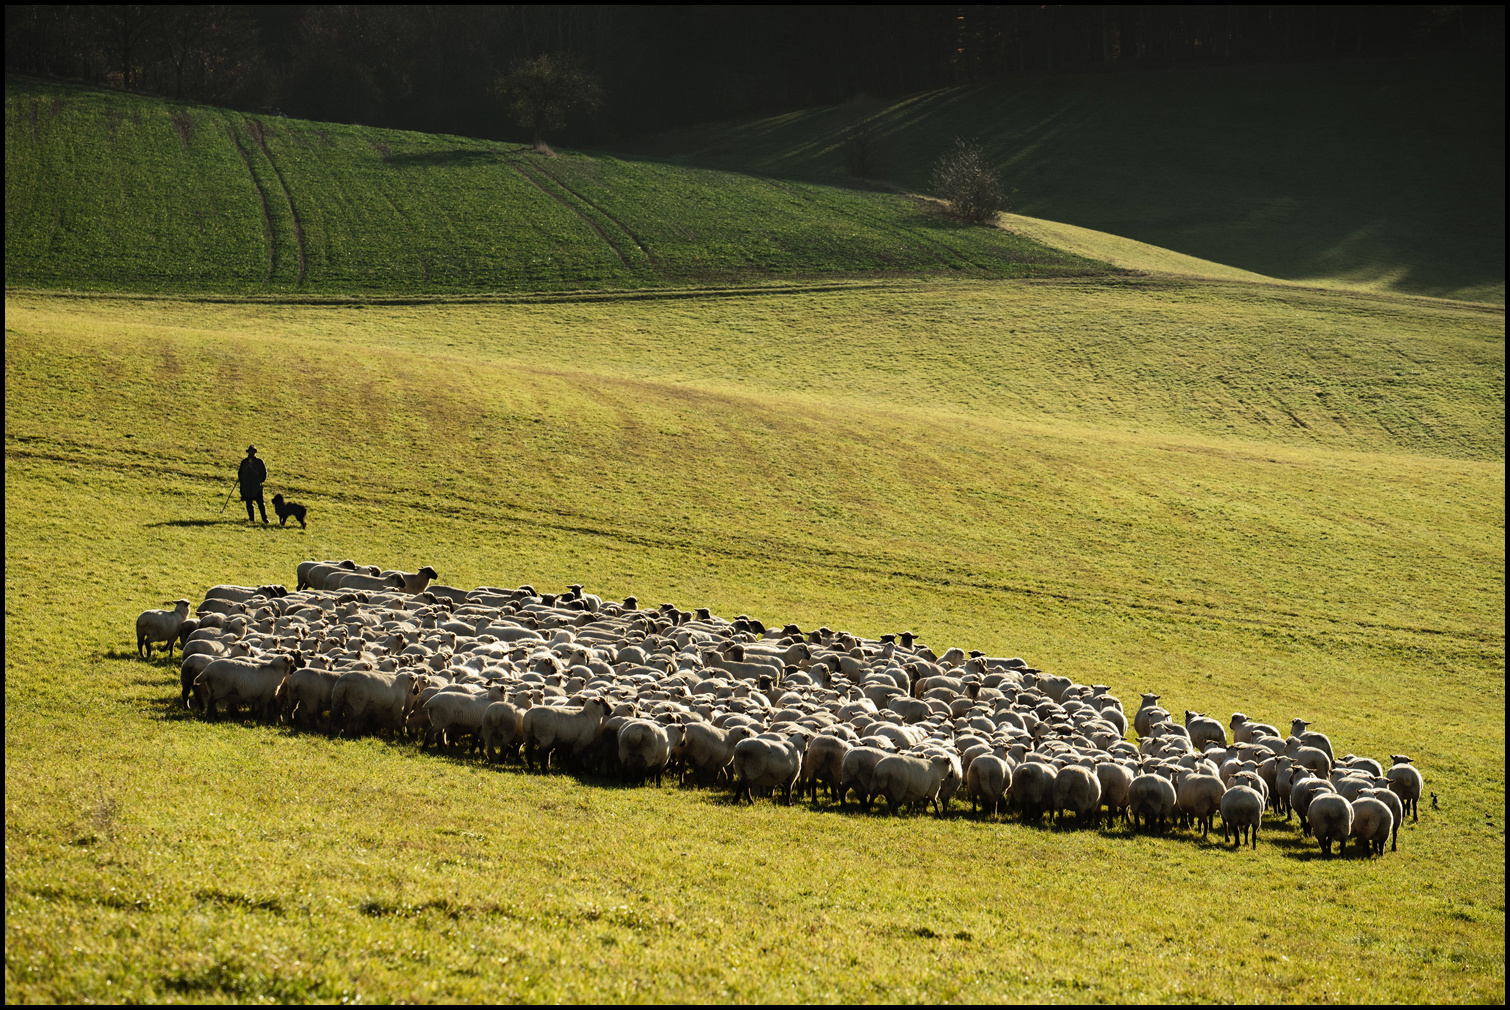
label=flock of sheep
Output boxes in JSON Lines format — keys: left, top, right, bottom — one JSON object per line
{"left": 135, "top": 559, "right": 1425, "bottom": 856}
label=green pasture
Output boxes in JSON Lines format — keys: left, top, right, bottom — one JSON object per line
{"left": 638, "top": 53, "right": 1506, "bottom": 303}
{"left": 4, "top": 279, "right": 1503, "bottom": 1002}
{"left": 4, "top": 75, "right": 1100, "bottom": 296}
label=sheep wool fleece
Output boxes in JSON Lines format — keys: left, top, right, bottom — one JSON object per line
{"left": 239, "top": 454, "right": 268, "bottom": 522}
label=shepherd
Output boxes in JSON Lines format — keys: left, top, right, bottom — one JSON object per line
{"left": 239, "top": 445, "right": 268, "bottom": 524}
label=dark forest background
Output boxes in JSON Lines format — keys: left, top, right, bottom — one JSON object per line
{"left": 6, "top": 5, "right": 1505, "bottom": 145}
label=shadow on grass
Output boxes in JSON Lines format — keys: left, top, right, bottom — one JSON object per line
{"left": 387, "top": 149, "right": 506, "bottom": 169}
{"left": 145, "top": 518, "right": 303, "bottom": 529}
{"left": 145, "top": 518, "right": 240, "bottom": 528}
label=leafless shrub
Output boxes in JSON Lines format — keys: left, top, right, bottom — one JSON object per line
{"left": 931, "top": 137, "right": 1005, "bottom": 224}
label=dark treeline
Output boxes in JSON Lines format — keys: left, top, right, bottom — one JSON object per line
{"left": 6, "top": 5, "right": 1503, "bottom": 143}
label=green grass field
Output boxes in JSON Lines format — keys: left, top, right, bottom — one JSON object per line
{"left": 4, "top": 68, "right": 1505, "bottom": 1003}
{"left": 637, "top": 53, "right": 1506, "bottom": 304}
{"left": 4, "top": 75, "right": 1102, "bottom": 295}
{"left": 5, "top": 277, "right": 1503, "bottom": 1002}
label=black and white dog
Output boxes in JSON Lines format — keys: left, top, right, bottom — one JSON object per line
{"left": 271, "top": 493, "right": 307, "bottom": 528}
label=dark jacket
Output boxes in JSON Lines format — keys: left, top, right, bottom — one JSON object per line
{"left": 238, "top": 456, "right": 267, "bottom": 500}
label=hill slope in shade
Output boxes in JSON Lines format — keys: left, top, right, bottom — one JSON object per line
{"left": 635, "top": 54, "right": 1505, "bottom": 303}
{"left": 4, "top": 75, "right": 1104, "bottom": 294}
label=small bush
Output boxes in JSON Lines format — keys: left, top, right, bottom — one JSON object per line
{"left": 931, "top": 137, "right": 1004, "bottom": 224}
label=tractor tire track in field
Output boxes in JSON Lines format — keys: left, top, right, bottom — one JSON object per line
{"left": 8, "top": 438, "right": 1500, "bottom": 650}
{"left": 528, "top": 161, "right": 659, "bottom": 270}
{"left": 227, "top": 122, "right": 276, "bottom": 283}
{"left": 245, "top": 118, "right": 307, "bottom": 285}
{"left": 508, "top": 159, "right": 640, "bottom": 273}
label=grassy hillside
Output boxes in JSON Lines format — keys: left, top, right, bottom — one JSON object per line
{"left": 636, "top": 54, "right": 1506, "bottom": 303}
{"left": 4, "top": 75, "right": 1102, "bottom": 295}
{"left": 5, "top": 281, "right": 1504, "bottom": 1001}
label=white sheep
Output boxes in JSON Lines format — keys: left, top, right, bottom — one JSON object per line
{"left": 674, "top": 721, "right": 744, "bottom": 786}
{"left": 1386, "top": 756, "right": 1424, "bottom": 821}
{"left": 522, "top": 698, "right": 612, "bottom": 772}
{"left": 1184, "top": 710, "right": 1227, "bottom": 750}
{"left": 616, "top": 719, "right": 673, "bottom": 786}
{"left": 380, "top": 566, "right": 440, "bottom": 594}
{"left": 965, "top": 754, "right": 1011, "bottom": 817}
{"left": 799, "top": 734, "right": 852, "bottom": 804}
{"left": 481, "top": 701, "right": 528, "bottom": 763}
{"left": 1360, "top": 786, "right": 1404, "bottom": 852}
{"left": 1174, "top": 770, "right": 1225, "bottom": 837}
{"left": 1052, "top": 764, "right": 1103, "bottom": 828}
{"left": 136, "top": 599, "right": 192, "bottom": 659}
{"left": 329, "top": 670, "right": 418, "bottom": 737}
{"left": 1219, "top": 784, "right": 1265, "bottom": 849}
{"left": 1095, "top": 761, "right": 1134, "bottom": 824}
{"left": 1349, "top": 795, "right": 1394, "bottom": 856}
{"left": 196, "top": 652, "right": 301, "bottom": 722}
{"left": 1308, "top": 792, "right": 1354, "bottom": 856}
{"left": 870, "top": 752, "right": 957, "bottom": 817}
{"left": 731, "top": 733, "right": 804, "bottom": 805}
{"left": 1128, "top": 773, "right": 1177, "bottom": 832}
{"left": 1011, "top": 761, "right": 1059, "bottom": 824}
{"left": 837, "top": 745, "right": 892, "bottom": 811}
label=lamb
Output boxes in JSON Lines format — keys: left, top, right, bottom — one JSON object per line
{"left": 1219, "top": 784, "right": 1265, "bottom": 849}
{"left": 1386, "top": 756, "right": 1424, "bottom": 821}
{"left": 522, "top": 698, "right": 612, "bottom": 772}
{"left": 136, "top": 599, "right": 192, "bottom": 659}
{"left": 870, "top": 752, "right": 958, "bottom": 817}
{"left": 1308, "top": 792, "right": 1354, "bottom": 857}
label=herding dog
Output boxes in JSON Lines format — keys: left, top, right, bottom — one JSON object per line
{"left": 271, "top": 493, "right": 307, "bottom": 528}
